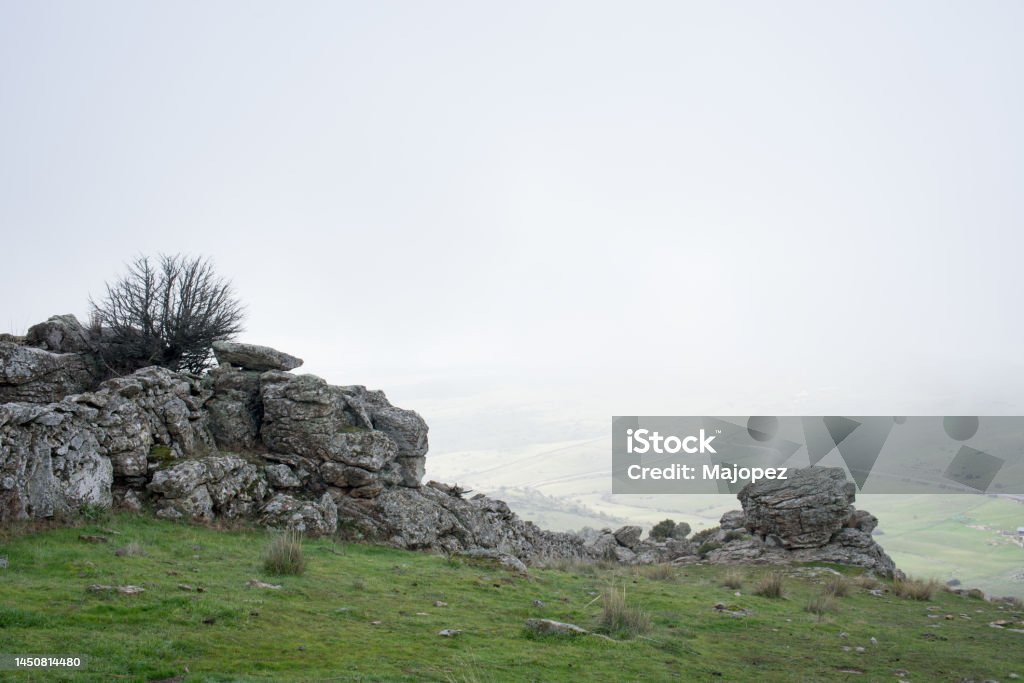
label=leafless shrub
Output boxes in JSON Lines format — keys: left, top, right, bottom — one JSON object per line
{"left": 90, "top": 254, "right": 245, "bottom": 374}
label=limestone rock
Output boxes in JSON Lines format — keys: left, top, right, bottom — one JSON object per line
{"left": 738, "top": 467, "right": 854, "bottom": 549}
{"left": 613, "top": 525, "right": 642, "bottom": 549}
{"left": 259, "top": 492, "right": 337, "bottom": 536}
{"left": 334, "top": 485, "right": 588, "bottom": 561}
{"left": 25, "top": 315, "right": 96, "bottom": 355}
{"left": 0, "top": 342, "right": 94, "bottom": 403}
{"left": 212, "top": 341, "right": 303, "bottom": 372}
{"left": 719, "top": 510, "right": 747, "bottom": 531}
{"left": 265, "top": 464, "right": 301, "bottom": 488}
{"left": 148, "top": 455, "right": 266, "bottom": 521}
{"left": 203, "top": 365, "right": 262, "bottom": 450}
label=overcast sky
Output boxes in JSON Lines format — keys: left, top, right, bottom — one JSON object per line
{"left": 2, "top": 1, "right": 1023, "bottom": 445}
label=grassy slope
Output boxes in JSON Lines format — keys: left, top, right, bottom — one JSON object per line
{"left": 1, "top": 514, "right": 1023, "bottom": 682}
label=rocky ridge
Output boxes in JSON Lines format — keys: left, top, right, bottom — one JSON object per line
{"left": 0, "top": 314, "right": 897, "bottom": 574}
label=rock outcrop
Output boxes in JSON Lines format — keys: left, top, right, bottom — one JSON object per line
{"left": 0, "top": 329, "right": 587, "bottom": 562}
{"left": 702, "top": 467, "right": 897, "bottom": 576}
{"left": 0, "top": 318, "right": 899, "bottom": 574}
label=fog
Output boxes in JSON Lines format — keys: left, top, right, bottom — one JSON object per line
{"left": 3, "top": 2, "right": 1023, "bottom": 456}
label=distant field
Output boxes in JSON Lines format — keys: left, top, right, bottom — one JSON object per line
{"left": 429, "top": 440, "right": 1024, "bottom": 598}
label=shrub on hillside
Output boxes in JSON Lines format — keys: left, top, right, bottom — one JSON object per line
{"left": 649, "top": 519, "right": 677, "bottom": 541}
{"left": 90, "top": 254, "right": 244, "bottom": 374}
{"left": 691, "top": 526, "right": 719, "bottom": 544}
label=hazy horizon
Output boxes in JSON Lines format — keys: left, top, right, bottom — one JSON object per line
{"left": 4, "top": 1, "right": 1024, "bottom": 455}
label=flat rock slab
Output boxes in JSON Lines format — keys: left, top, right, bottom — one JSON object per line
{"left": 212, "top": 341, "right": 303, "bottom": 372}
{"left": 457, "top": 548, "right": 528, "bottom": 574}
{"left": 89, "top": 584, "right": 145, "bottom": 595}
{"left": 525, "top": 618, "right": 588, "bottom": 636}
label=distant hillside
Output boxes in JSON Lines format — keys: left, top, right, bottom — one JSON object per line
{"left": 428, "top": 435, "right": 1024, "bottom": 599}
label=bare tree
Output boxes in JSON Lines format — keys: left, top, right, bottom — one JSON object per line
{"left": 90, "top": 254, "right": 245, "bottom": 374}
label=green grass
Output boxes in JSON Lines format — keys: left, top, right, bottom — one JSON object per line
{"left": 1, "top": 514, "right": 1023, "bottom": 682}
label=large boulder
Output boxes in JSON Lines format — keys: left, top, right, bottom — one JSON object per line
{"left": 613, "top": 525, "right": 643, "bottom": 549}
{"left": 0, "top": 342, "right": 94, "bottom": 403}
{"left": 705, "top": 467, "right": 898, "bottom": 576}
{"left": 737, "top": 466, "right": 855, "bottom": 548}
{"left": 212, "top": 341, "right": 303, "bottom": 372}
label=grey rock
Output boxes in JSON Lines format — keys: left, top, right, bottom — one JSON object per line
{"left": 719, "top": 510, "right": 747, "bottom": 531}
{"left": 334, "top": 486, "right": 587, "bottom": 561}
{"left": 25, "top": 315, "right": 96, "bottom": 355}
{"left": 390, "top": 456, "right": 425, "bottom": 488}
{"left": 367, "top": 404, "right": 428, "bottom": 457}
{"left": 612, "top": 545, "right": 637, "bottom": 563}
{"left": 738, "top": 467, "right": 855, "bottom": 549}
{"left": 613, "top": 525, "right": 643, "bottom": 549}
{"left": 525, "top": 618, "right": 588, "bottom": 636}
{"left": 847, "top": 509, "right": 878, "bottom": 533}
{"left": 259, "top": 492, "right": 337, "bottom": 536}
{"left": 203, "top": 365, "right": 262, "bottom": 451}
{"left": 259, "top": 374, "right": 360, "bottom": 457}
{"left": 0, "top": 342, "right": 94, "bottom": 403}
{"left": 149, "top": 455, "right": 266, "bottom": 521}
{"left": 212, "top": 341, "right": 303, "bottom": 372}
{"left": 265, "top": 464, "right": 301, "bottom": 488}
{"left": 458, "top": 548, "right": 529, "bottom": 573}
{"left": 324, "top": 431, "right": 397, "bottom": 471}
{"left": 585, "top": 532, "right": 619, "bottom": 559}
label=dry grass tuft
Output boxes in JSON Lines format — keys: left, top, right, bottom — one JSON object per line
{"left": 822, "top": 574, "right": 850, "bottom": 598}
{"left": 721, "top": 569, "right": 743, "bottom": 590}
{"left": 598, "top": 585, "right": 652, "bottom": 638}
{"left": 892, "top": 576, "right": 940, "bottom": 601}
{"left": 753, "top": 572, "right": 785, "bottom": 599}
{"left": 805, "top": 593, "right": 837, "bottom": 620}
{"left": 853, "top": 574, "right": 881, "bottom": 590}
{"left": 264, "top": 529, "right": 306, "bottom": 576}
{"left": 639, "top": 563, "right": 676, "bottom": 581}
